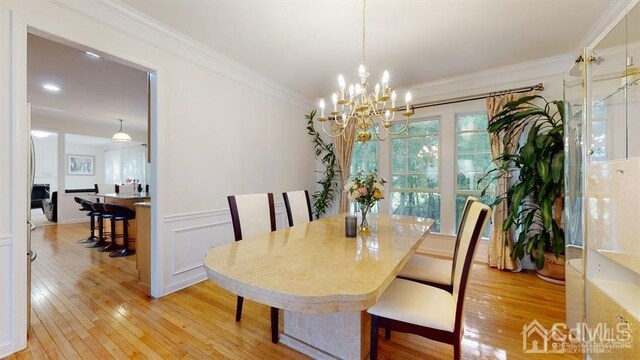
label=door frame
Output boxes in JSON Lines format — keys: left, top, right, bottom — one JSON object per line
{"left": 8, "top": 10, "right": 164, "bottom": 353}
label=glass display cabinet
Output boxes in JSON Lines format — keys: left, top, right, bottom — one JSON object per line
{"left": 578, "top": 3, "right": 640, "bottom": 359}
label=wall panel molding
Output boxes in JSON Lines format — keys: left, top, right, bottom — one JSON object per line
{"left": 162, "top": 201, "right": 288, "bottom": 295}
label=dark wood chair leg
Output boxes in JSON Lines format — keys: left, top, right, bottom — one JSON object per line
{"left": 235, "top": 296, "right": 244, "bottom": 322}
{"left": 370, "top": 315, "right": 379, "bottom": 360}
{"left": 385, "top": 327, "right": 391, "bottom": 340}
{"left": 270, "top": 307, "right": 279, "bottom": 344}
{"left": 454, "top": 342, "right": 461, "bottom": 360}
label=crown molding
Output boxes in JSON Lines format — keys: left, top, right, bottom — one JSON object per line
{"left": 54, "top": 0, "right": 314, "bottom": 111}
{"left": 406, "top": 53, "right": 575, "bottom": 101}
{"left": 581, "top": 0, "right": 639, "bottom": 51}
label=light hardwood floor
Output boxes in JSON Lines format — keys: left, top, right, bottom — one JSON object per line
{"left": 6, "top": 223, "right": 577, "bottom": 360}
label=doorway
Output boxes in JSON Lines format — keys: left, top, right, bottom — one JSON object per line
{"left": 25, "top": 30, "right": 158, "bottom": 336}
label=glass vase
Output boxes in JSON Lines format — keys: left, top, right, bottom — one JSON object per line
{"left": 359, "top": 203, "right": 372, "bottom": 232}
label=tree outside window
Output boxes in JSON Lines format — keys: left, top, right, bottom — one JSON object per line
{"left": 390, "top": 119, "right": 440, "bottom": 232}
{"left": 455, "top": 112, "right": 494, "bottom": 236}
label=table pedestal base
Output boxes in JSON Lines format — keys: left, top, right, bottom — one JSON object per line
{"left": 281, "top": 310, "right": 370, "bottom": 360}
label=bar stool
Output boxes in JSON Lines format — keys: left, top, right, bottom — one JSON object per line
{"left": 96, "top": 204, "right": 121, "bottom": 253}
{"left": 83, "top": 200, "right": 107, "bottom": 248}
{"left": 74, "top": 197, "right": 98, "bottom": 244}
{"left": 103, "top": 203, "right": 136, "bottom": 257}
{"left": 86, "top": 201, "right": 112, "bottom": 249}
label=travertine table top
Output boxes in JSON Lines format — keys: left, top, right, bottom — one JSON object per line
{"left": 204, "top": 214, "right": 433, "bottom": 313}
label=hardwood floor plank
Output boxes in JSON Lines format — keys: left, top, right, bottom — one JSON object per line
{"left": 6, "top": 223, "right": 576, "bottom": 360}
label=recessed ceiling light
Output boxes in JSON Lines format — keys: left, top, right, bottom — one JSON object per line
{"left": 42, "top": 84, "right": 60, "bottom": 92}
{"left": 31, "top": 130, "right": 52, "bottom": 138}
{"left": 85, "top": 51, "right": 100, "bottom": 58}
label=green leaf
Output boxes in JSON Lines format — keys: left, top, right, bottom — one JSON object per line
{"left": 536, "top": 158, "right": 551, "bottom": 183}
{"left": 520, "top": 141, "right": 535, "bottom": 166}
{"left": 541, "top": 198, "right": 552, "bottom": 230}
{"left": 551, "top": 152, "right": 564, "bottom": 184}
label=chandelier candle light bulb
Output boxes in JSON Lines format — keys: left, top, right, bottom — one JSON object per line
{"left": 319, "top": 99, "right": 325, "bottom": 118}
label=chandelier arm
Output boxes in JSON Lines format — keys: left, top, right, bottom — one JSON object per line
{"left": 375, "top": 126, "right": 388, "bottom": 142}
{"left": 320, "top": 121, "right": 348, "bottom": 139}
{"left": 380, "top": 117, "right": 411, "bottom": 136}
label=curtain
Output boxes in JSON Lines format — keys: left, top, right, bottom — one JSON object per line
{"left": 332, "top": 122, "right": 357, "bottom": 213}
{"left": 486, "top": 92, "right": 532, "bottom": 271}
{"left": 104, "top": 145, "right": 147, "bottom": 185}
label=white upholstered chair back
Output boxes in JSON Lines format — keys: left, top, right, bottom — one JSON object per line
{"left": 228, "top": 193, "right": 276, "bottom": 241}
{"left": 282, "top": 190, "right": 313, "bottom": 227}
{"left": 452, "top": 201, "right": 491, "bottom": 304}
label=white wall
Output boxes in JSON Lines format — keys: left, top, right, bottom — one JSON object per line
{"left": 0, "top": 0, "right": 315, "bottom": 356}
{"left": 64, "top": 142, "right": 105, "bottom": 190}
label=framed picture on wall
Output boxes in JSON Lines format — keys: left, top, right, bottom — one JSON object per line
{"left": 67, "top": 154, "right": 95, "bottom": 176}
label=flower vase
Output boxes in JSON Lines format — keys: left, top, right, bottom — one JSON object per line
{"left": 359, "top": 203, "right": 372, "bottom": 232}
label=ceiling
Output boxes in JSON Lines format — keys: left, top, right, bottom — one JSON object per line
{"left": 120, "top": 0, "right": 615, "bottom": 100}
{"left": 26, "top": 1, "right": 616, "bottom": 128}
{"left": 27, "top": 33, "right": 148, "bottom": 131}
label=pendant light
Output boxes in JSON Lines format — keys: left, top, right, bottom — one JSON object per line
{"left": 112, "top": 119, "right": 132, "bottom": 142}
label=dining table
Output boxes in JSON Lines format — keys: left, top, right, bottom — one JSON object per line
{"left": 203, "top": 213, "right": 433, "bottom": 360}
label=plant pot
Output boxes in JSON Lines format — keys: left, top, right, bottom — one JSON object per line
{"left": 535, "top": 252, "right": 566, "bottom": 285}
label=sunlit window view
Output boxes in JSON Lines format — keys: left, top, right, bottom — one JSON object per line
{"left": 390, "top": 118, "right": 440, "bottom": 232}
{"left": 350, "top": 140, "right": 379, "bottom": 213}
{"left": 590, "top": 101, "right": 607, "bottom": 163}
{"left": 455, "top": 112, "right": 495, "bottom": 237}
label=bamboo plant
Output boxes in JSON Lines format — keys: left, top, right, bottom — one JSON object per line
{"left": 480, "top": 95, "right": 565, "bottom": 269}
{"left": 306, "top": 109, "right": 339, "bottom": 219}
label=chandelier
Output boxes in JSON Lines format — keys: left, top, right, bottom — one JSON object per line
{"left": 317, "top": 0, "right": 414, "bottom": 143}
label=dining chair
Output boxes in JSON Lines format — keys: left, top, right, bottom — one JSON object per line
{"left": 397, "top": 196, "right": 478, "bottom": 293}
{"left": 282, "top": 190, "right": 313, "bottom": 227}
{"left": 227, "top": 193, "right": 280, "bottom": 343}
{"left": 367, "top": 201, "right": 491, "bottom": 360}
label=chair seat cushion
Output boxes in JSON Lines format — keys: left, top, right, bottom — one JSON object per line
{"left": 398, "top": 255, "right": 452, "bottom": 285}
{"left": 368, "top": 278, "right": 455, "bottom": 332}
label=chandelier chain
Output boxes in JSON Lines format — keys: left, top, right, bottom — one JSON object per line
{"left": 362, "top": 0, "right": 366, "bottom": 65}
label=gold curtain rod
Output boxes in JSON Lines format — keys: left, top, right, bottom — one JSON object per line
{"left": 399, "top": 82, "right": 544, "bottom": 112}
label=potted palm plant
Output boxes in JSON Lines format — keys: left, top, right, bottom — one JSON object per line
{"left": 481, "top": 95, "right": 565, "bottom": 282}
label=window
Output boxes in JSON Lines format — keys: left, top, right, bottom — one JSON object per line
{"left": 350, "top": 140, "right": 378, "bottom": 175}
{"left": 349, "top": 139, "right": 379, "bottom": 213}
{"left": 104, "top": 145, "right": 147, "bottom": 185}
{"left": 455, "top": 112, "right": 494, "bottom": 236}
{"left": 589, "top": 101, "right": 607, "bottom": 163}
{"left": 390, "top": 118, "right": 440, "bottom": 232}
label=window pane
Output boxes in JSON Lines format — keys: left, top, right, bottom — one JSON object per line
{"left": 391, "top": 192, "right": 441, "bottom": 232}
{"left": 351, "top": 140, "right": 378, "bottom": 175}
{"left": 455, "top": 112, "right": 494, "bottom": 238}
{"left": 390, "top": 118, "right": 441, "bottom": 230}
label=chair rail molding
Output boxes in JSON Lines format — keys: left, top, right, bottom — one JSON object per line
{"left": 55, "top": 0, "right": 313, "bottom": 111}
